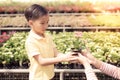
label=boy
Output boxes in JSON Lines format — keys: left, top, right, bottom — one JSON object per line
{"left": 25, "top": 4, "right": 76, "bottom": 80}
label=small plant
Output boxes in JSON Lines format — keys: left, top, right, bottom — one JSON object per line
{"left": 72, "top": 32, "right": 86, "bottom": 52}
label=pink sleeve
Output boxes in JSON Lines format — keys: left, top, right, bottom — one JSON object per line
{"left": 100, "top": 62, "right": 120, "bottom": 79}
{"left": 85, "top": 67, "right": 98, "bottom": 80}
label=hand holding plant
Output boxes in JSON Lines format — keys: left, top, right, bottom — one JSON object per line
{"left": 57, "top": 52, "right": 77, "bottom": 62}
{"left": 74, "top": 31, "right": 98, "bottom": 64}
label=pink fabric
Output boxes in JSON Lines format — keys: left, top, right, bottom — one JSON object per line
{"left": 100, "top": 62, "right": 120, "bottom": 79}
{"left": 85, "top": 67, "right": 98, "bottom": 80}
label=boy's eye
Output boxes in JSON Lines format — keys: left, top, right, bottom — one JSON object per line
{"left": 41, "top": 23, "right": 45, "bottom": 24}
{"left": 40, "top": 22, "right": 48, "bottom": 24}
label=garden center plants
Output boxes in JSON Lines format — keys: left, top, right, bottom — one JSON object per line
{"left": 0, "top": 32, "right": 29, "bottom": 69}
{"left": 1, "top": 14, "right": 120, "bottom": 28}
{"left": 0, "top": 1, "right": 95, "bottom": 13}
{"left": 0, "top": 31, "right": 120, "bottom": 69}
{"left": 88, "top": 14, "right": 120, "bottom": 27}
{"left": 0, "top": 1, "right": 120, "bottom": 14}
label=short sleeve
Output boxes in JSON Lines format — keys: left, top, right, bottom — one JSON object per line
{"left": 25, "top": 41, "right": 40, "bottom": 57}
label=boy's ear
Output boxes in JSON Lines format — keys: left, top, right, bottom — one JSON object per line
{"left": 28, "top": 20, "right": 33, "bottom": 27}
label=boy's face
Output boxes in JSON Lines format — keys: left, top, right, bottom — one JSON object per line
{"left": 29, "top": 15, "right": 49, "bottom": 35}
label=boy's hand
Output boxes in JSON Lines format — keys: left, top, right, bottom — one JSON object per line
{"left": 57, "top": 52, "right": 78, "bottom": 62}
{"left": 69, "top": 52, "right": 80, "bottom": 63}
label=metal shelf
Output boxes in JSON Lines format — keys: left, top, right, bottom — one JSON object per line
{"left": 1, "top": 26, "right": 120, "bottom": 30}
{"left": 0, "top": 26, "right": 120, "bottom": 35}
{"left": 1, "top": 13, "right": 120, "bottom": 17}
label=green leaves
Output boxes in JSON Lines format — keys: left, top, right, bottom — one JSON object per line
{"left": 88, "top": 15, "right": 120, "bottom": 27}
{"left": 0, "top": 32, "right": 28, "bottom": 68}
{"left": 0, "top": 31, "right": 120, "bottom": 68}
{"left": 53, "top": 32, "right": 86, "bottom": 53}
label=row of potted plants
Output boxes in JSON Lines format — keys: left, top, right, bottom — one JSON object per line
{"left": 0, "top": 32, "right": 29, "bottom": 69}
{"left": 0, "top": 1, "right": 120, "bottom": 13}
{"left": 0, "top": 1, "right": 94, "bottom": 13}
{"left": 0, "top": 31, "right": 120, "bottom": 69}
{"left": 1, "top": 14, "right": 120, "bottom": 27}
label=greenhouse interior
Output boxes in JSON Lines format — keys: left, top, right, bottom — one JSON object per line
{"left": 0, "top": 0, "right": 120, "bottom": 80}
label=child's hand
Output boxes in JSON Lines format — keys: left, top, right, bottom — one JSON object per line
{"left": 57, "top": 52, "right": 78, "bottom": 62}
{"left": 69, "top": 52, "right": 80, "bottom": 63}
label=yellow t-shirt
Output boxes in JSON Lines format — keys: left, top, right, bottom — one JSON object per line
{"left": 25, "top": 30, "right": 56, "bottom": 80}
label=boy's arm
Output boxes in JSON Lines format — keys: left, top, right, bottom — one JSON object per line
{"left": 33, "top": 54, "right": 62, "bottom": 66}
{"left": 53, "top": 47, "right": 66, "bottom": 57}
{"left": 33, "top": 47, "right": 75, "bottom": 66}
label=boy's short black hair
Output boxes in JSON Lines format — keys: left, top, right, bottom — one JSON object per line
{"left": 24, "top": 4, "right": 48, "bottom": 21}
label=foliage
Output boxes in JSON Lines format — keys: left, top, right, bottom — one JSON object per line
{"left": 0, "top": 32, "right": 29, "bottom": 68}
{"left": 83, "top": 32, "right": 120, "bottom": 65}
{"left": 1, "top": 14, "right": 120, "bottom": 27}
{"left": 0, "top": 1, "right": 95, "bottom": 13}
{"left": 52, "top": 32, "right": 86, "bottom": 53}
{"left": 0, "top": 31, "right": 120, "bottom": 68}
{"left": 0, "top": 1, "right": 120, "bottom": 13}
{"left": 88, "top": 14, "right": 120, "bottom": 27}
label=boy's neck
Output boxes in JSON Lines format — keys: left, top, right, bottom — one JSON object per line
{"left": 39, "top": 33, "right": 45, "bottom": 38}
{"left": 32, "top": 30, "right": 45, "bottom": 38}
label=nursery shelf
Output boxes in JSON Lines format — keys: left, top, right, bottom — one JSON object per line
{"left": 0, "top": 69, "right": 115, "bottom": 80}
{"left": 1, "top": 13, "right": 120, "bottom": 17}
{"left": 0, "top": 27, "right": 120, "bottom": 34}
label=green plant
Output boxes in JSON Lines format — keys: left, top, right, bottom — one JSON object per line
{"left": 0, "top": 31, "right": 120, "bottom": 68}
{"left": 88, "top": 14, "right": 120, "bottom": 27}
{"left": 0, "top": 32, "right": 29, "bottom": 68}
